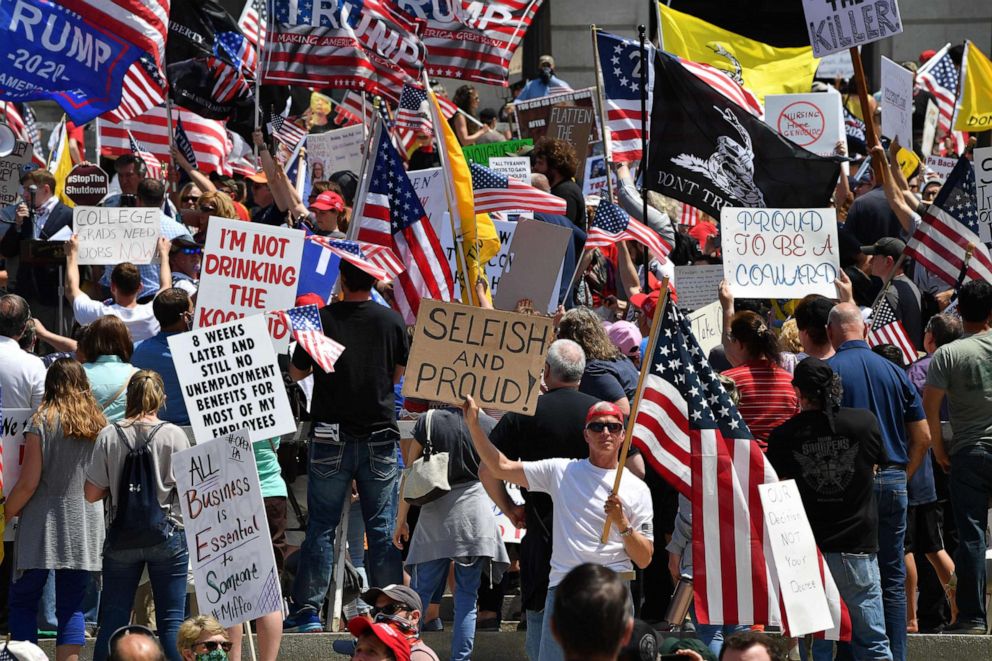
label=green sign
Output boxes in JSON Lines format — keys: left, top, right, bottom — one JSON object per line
{"left": 462, "top": 139, "right": 533, "bottom": 166}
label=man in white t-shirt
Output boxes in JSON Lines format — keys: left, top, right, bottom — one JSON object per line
{"left": 65, "top": 234, "right": 171, "bottom": 343}
{"left": 463, "top": 397, "right": 653, "bottom": 661}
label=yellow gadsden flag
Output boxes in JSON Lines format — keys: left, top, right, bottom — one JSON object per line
{"left": 51, "top": 119, "right": 75, "bottom": 208}
{"left": 658, "top": 4, "right": 819, "bottom": 104}
{"left": 954, "top": 41, "right": 992, "bottom": 132}
{"left": 429, "top": 90, "right": 500, "bottom": 305}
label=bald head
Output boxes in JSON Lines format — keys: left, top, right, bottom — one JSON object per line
{"left": 110, "top": 633, "right": 166, "bottom": 661}
{"left": 827, "top": 302, "right": 866, "bottom": 348}
{"left": 530, "top": 173, "right": 551, "bottom": 192}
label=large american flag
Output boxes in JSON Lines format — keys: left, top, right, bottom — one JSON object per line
{"left": 272, "top": 304, "right": 344, "bottom": 373}
{"left": 128, "top": 132, "right": 162, "bottom": 180}
{"left": 867, "top": 296, "right": 917, "bottom": 366}
{"left": 679, "top": 57, "right": 763, "bottom": 118}
{"left": 587, "top": 200, "right": 671, "bottom": 263}
{"left": 99, "top": 106, "right": 232, "bottom": 174}
{"left": 632, "top": 299, "right": 850, "bottom": 639}
{"left": 356, "top": 122, "right": 453, "bottom": 323}
{"left": 917, "top": 45, "right": 965, "bottom": 155}
{"left": 216, "top": 30, "right": 258, "bottom": 77}
{"left": 905, "top": 156, "right": 992, "bottom": 287}
{"left": 596, "top": 30, "right": 653, "bottom": 164}
{"left": 469, "top": 163, "right": 567, "bottom": 215}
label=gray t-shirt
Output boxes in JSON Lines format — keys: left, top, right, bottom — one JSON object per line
{"left": 16, "top": 416, "right": 105, "bottom": 574}
{"left": 926, "top": 330, "right": 992, "bottom": 454}
{"left": 85, "top": 421, "right": 191, "bottom": 528}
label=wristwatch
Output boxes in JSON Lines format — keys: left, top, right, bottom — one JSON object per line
{"left": 620, "top": 525, "right": 634, "bottom": 537}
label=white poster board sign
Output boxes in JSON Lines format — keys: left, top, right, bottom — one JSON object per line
{"left": 720, "top": 208, "right": 840, "bottom": 299}
{"left": 673, "top": 264, "right": 726, "bottom": 312}
{"left": 815, "top": 50, "right": 854, "bottom": 80}
{"left": 920, "top": 100, "right": 940, "bottom": 157}
{"left": 73, "top": 207, "right": 160, "bottom": 265}
{"left": 802, "top": 0, "right": 903, "bottom": 58}
{"left": 2, "top": 408, "right": 35, "bottom": 542}
{"left": 168, "top": 315, "right": 296, "bottom": 444}
{"left": 925, "top": 156, "right": 956, "bottom": 181}
{"left": 976, "top": 147, "right": 992, "bottom": 244}
{"left": 758, "top": 480, "right": 834, "bottom": 637}
{"left": 686, "top": 301, "right": 724, "bottom": 358}
{"left": 880, "top": 57, "right": 914, "bottom": 149}
{"left": 305, "top": 124, "right": 365, "bottom": 181}
{"left": 196, "top": 218, "right": 305, "bottom": 350}
{"left": 489, "top": 157, "right": 534, "bottom": 219}
{"left": 0, "top": 142, "right": 32, "bottom": 207}
{"left": 408, "top": 167, "right": 449, "bottom": 228}
{"left": 174, "top": 430, "right": 282, "bottom": 627}
{"left": 490, "top": 483, "right": 526, "bottom": 544}
{"left": 764, "top": 92, "right": 843, "bottom": 157}
{"left": 439, "top": 219, "right": 517, "bottom": 300}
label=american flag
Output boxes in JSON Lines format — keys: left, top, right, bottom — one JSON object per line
{"left": 917, "top": 45, "right": 965, "bottom": 155}
{"left": 268, "top": 115, "right": 308, "bottom": 150}
{"left": 238, "top": 0, "right": 266, "bottom": 51}
{"left": 596, "top": 30, "right": 654, "bottom": 164}
{"left": 355, "top": 121, "right": 454, "bottom": 323}
{"left": 469, "top": 162, "right": 567, "bottom": 215}
{"left": 306, "top": 235, "right": 404, "bottom": 283}
{"left": 632, "top": 299, "right": 850, "bottom": 639}
{"left": 905, "top": 156, "right": 992, "bottom": 287}
{"left": 680, "top": 203, "right": 701, "bottom": 227}
{"left": 272, "top": 305, "right": 344, "bottom": 373}
{"left": 174, "top": 117, "right": 197, "bottom": 169}
{"left": 99, "top": 106, "right": 232, "bottom": 174}
{"left": 0, "top": 103, "right": 43, "bottom": 166}
{"left": 867, "top": 296, "right": 917, "bottom": 366}
{"left": 679, "top": 57, "right": 763, "bottom": 118}
{"left": 128, "top": 132, "right": 162, "bottom": 179}
{"left": 216, "top": 31, "right": 258, "bottom": 76}
{"left": 338, "top": 91, "right": 371, "bottom": 126}
{"left": 107, "top": 55, "right": 167, "bottom": 124}
{"left": 395, "top": 84, "right": 433, "bottom": 135}
{"left": 587, "top": 200, "right": 671, "bottom": 263}
{"left": 207, "top": 56, "right": 253, "bottom": 104}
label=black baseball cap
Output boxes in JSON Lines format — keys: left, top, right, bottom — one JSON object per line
{"left": 860, "top": 236, "right": 906, "bottom": 259}
{"left": 361, "top": 584, "right": 423, "bottom": 612}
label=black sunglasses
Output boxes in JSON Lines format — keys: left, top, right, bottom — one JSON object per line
{"left": 192, "top": 641, "right": 233, "bottom": 652}
{"left": 182, "top": 195, "right": 199, "bottom": 203}
{"left": 371, "top": 603, "right": 406, "bottom": 617}
{"left": 586, "top": 421, "right": 623, "bottom": 434}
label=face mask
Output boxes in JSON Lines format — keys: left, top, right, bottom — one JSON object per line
{"left": 195, "top": 650, "right": 228, "bottom": 661}
{"left": 539, "top": 66, "right": 552, "bottom": 83}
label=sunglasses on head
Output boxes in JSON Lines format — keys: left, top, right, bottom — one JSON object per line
{"left": 191, "top": 641, "right": 233, "bottom": 653}
{"left": 586, "top": 421, "right": 623, "bottom": 434}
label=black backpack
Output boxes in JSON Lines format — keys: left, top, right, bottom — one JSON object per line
{"left": 106, "top": 422, "right": 175, "bottom": 550}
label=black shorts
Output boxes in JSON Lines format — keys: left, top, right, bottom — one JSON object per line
{"left": 905, "top": 501, "right": 944, "bottom": 554}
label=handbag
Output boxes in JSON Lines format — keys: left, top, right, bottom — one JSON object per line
{"left": 401, "top": 410, "right": 450, "bottom": 506}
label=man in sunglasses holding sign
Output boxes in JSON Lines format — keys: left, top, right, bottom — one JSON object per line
{"left": 463, "top": 398, "right": 654, "bottom": 661}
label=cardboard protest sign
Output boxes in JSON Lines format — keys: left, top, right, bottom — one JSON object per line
{"left": 0, "top": 140, "right": 31, "bottom": 206}
{"left": 63, "top": 164, "right": 110, "bottom": 206}
{"left": 462, "top": 139, "right": 533, "bottom": 166}
{"left": 720, "top": 208, "right": 840, "bottom": 299}
{"left": 2, "top": 408, "right": 34, "bottom": 542}
{"left": 925, "top": 155, "right": 955, "bottom": 180}
{"left": 976, "top": 147, "right": 992, "bottom": 243}
{"left": 514, "top": 88, "right": 600, "bottom": 144}
{"left": 764, "top": 92, "right": 843, "bottom": 157}
{"left": 403, "top": 300, "right": 554, "bottom": 415}
{"left": 802, "top": 0, "right": 903, "bottom": 58}
{"left": 174, "top": 430, "right": 282, "bottom": 627}
{"left": 168, "top": 315, "right": 296, "bottom": 444}
{"left": 673, "top": 264, "right": 724, "bottom": 312}
{"left": 547, "top": 106, "right": 594, "bottom": 183}
{"left": 73, "top": 207, "right": 160, "bottom": 266}
{"left": 196, "top": 218, "right": 305, "bottom": 350}
{"left": 881, "top": 57, "right": 913, "bottom": 149}
{"left": 492, "top": 220, "right": 571, "bottom": 314}
{"left": 305, "top": 124, "right": 365, "bottom": 181}
{"left": 686, "top": 301, "right": 723, "bottom": 358}
{"left": 920, "top": 100, "right": 940, "bottom": 157}
{"left": 758, "top": 480, "right": 834, "bottom": 636}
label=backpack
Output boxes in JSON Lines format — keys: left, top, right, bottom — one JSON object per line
{"left": 106, "top": 422, "right": 175, "bottom": 550}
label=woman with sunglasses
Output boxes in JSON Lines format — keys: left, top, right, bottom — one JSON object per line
{"left": 188, "top": 191, "right": 238, "bottom": 244}
{"left": 176, "top": 616, "right": 231, "bottom": 661}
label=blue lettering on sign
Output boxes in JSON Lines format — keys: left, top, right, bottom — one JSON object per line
{"left": 0, "top": 0, "right": 143, "bottom": 124}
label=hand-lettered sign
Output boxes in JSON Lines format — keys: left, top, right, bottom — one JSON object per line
{"left": 802, "top": 0, "right": 903, "bottom": 59}
{"left": 73, "top": 206, "right": 160, "bottom": 265}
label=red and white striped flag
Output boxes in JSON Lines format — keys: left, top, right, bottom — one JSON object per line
{"left": 129, "top": 132, "right": 163, "bottom": 179}
{"left": 587, "top": 200, "right": 671, "bottom": 263}
{"left": 469, "top": 163, "right": 567, "bottom": 215}
{"left": 306, "top": 236, "right": 404, "bottom": 283}
{"left": 916, "top": 45, "right": 966, "bottom": 155}
{"left": 271, "top": 304, "right": 344, "bottom": 373}
{"left": 679, "top": 57, "right": 763, "bottom": 118}
{"left": 867, "top": 296, "right": 917, "bottom": 366}
{"left": 632, "top": 299, "right": 851, "bottom": 639}
{"left": 268, "top": 115, "right": 308, "bottom": 150}
{"left": 679, "top": 203, "right": 701, "bottom": 227}
{"left": 99, "top": 106, "right": 232, "bottom": 175}
{"left": 238, "top": 0, "right": 266, "bottom": 51}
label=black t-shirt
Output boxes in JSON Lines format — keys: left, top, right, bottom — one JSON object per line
{"left": 412, "top": 407, "right": 495, "bottom": 486}
{"left": 843, "top": 187, "right": 903, "bottom": 246}
{"left": 292, "top": 300, "right": 409, "bottom": 434}
{"left": 252, "top": 203, "right": 286, "bottom": 226}
{"left": 888, "top": 275, "right": 923, "bottom": 349}
{"left": 551, "top": 180, "right": 587, "bottom": 230}
{"left": 766, "top": 408, "right": 884, "bottom": 553}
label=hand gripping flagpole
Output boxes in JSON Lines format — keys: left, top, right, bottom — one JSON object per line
{"left": 590, "top": 26, "right": 615, "bottom": 203}
{"left": 601, "top": 277, "right": 670, "bottom": 543}
{"left": 849, "top": 47, "right": 884, "bottom": 184}
{"left": 638, "top": 25, "right": 650, "bottom": 294}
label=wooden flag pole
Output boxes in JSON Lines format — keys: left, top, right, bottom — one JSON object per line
{"left": 849, "top": 47, "right": 884, "bottom": 183}
{"left": 601, "top": 278, "right": 670, "bottom": 543}
{"left": 590, "top": 25, "right": 615, "bottom": 203}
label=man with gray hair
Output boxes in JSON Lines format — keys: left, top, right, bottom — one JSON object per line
{"left": 0, "top": 293, "right": 45, "bottom": 408}
{"left": 480, "top": 338, "right": 601, "bottom": 659}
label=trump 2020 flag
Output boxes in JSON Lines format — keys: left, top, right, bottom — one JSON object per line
{"left": 646, "top": 51, "right": 840, "bottom": 220}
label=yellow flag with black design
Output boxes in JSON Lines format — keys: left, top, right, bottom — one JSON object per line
{"left": 954, "top": 41, "right": 992, "bottom": 132}
{"left": 658, "top": 4, "right": 819, "bottom": 104}
{"left": 51, "top": 120, "right": 75, "bottom": 208}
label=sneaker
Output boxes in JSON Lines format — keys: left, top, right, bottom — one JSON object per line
{"left": 942, "top": 622, "right": 986, "bottom": 635}
{"left": 283, "top": 608, "right": 322, "bottom": 633}
{"left": 421, "top": 617, "right": 444, "bottom": 632}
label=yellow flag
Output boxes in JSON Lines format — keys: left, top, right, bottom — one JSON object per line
{"left": 52, "top": 121, "right": 75, "bottom": 208}
{"left": 429, "top": 91, "right": 500, "bottom": 304}
{"left": 658, "top": 4, "right": 819, "bottom": 103}
{"left": 954, "top": 41, "right": 992, "bottom": 132}
{"left": 896, "top": 147, "right": 920, "bottom": 180}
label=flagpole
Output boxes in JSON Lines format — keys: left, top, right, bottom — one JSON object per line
{"left": 849, "top": 47, "right": 883, "bottom": 183}
{"left": 346, "top": 117, "right": 380, "bottom": 241}
{"left": 253, "top": 74, "right": 261, "bottom": 169}
{"left": 601, "top": 277, "right": 670, "bottom": 543}
{"left": 165, "top": 98, "right": 177, "bottom": 189}
{"left": 361, "top": 92, "right": 369, "bottom": 145}
{"left": 590, "top": 26, "right": 615, "bottom": 202}
{"left": 638, "top": 24, "right": 650, "bottom": 293}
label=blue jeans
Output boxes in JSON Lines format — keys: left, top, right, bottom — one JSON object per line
{"left": 9, "top": 568, "right": 91, "bottom": 646}
{"left": 949, "top": 447, "right": 992, "bottom": 627}
{"left": 807, "top": 553, "right": 891, "bottom": 661}
{"left": 692, "top": 618, "right": 750, "bottom": 657}
{"left": 291, "top": 429, "right": 402, "bottom": 613}
{"left": 346, "top": 497, "right": 368, "bottom": 590}
{"left": 873, "top": 468, "right": 907, "bottom": 661}
{"left": 93, "top": 532, "right": 189, "bottom": 661}
{"left": 412, "top": 558, "right": 484, "bottom": 661}
{"left": 525, "top": 609, "right": 544, "bottom": 660}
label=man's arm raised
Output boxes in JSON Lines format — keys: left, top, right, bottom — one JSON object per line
{"left": 462, "top": 395, "right": 529, "bottom": 488}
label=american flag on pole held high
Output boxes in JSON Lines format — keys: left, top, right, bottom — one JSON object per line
{"left": 355, "top": 120, "right": 453, "bottom": 324}
{"left": 238, "top": 0, "right": 266, "bottom": 50}
{"left": 587, "top": 199, "right": 671, "bottom": 263}
{"left": 128, "top": 132, "right": 162, "bottom": 180}
{"left": 631, "top": 298, "right": 851, "bottom": 639}
{"left": 678, "top": 57, "right": 763, "bottom": 118}
{"left": 395, "top": 84, "right": 434, "bottom": 135}
{"left": 867, "top": 296, "right": 917, "bottom": 366}
{"left": 468, "top": 162, "right": 567, "bottom": 215}
{"left": 595, "top": 30, "right": 654, "bottom": 164}
{"left": 905, "top": 156, "right": 992, "bottom": 287}
{"left": 271, "top": 304, "right": 344, "bottom": 373}
{"left": 268, "top": 115, "right": 308, "bottom": 150}
{"left": 916, "top": 45, "right": 965, "bottom": 154}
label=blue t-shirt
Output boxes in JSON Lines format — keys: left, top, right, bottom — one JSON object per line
{"left": 131, "top": 330, "right": 190, "bottom": 425}
{"left": 828, "top": 340, "right": 925, "bottom": 466}
{"left": 515, "top": 76, "right": 572, "bottom": 101}
{"left": 579, "top": 357, "right": 640, "bottom": 404}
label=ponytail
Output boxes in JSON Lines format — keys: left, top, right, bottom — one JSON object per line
{"left": 124, "top": 370, "right": 167, "bottom": 419}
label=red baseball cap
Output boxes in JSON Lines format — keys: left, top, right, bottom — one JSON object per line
{"left": 629, "top": 290, "right": 660, "bottom": 320}
{"left": 347, "top": 619, "right": 411, "bottom": 661}
{"left": 310, "top": 190, "right": 345, "bottom": 212}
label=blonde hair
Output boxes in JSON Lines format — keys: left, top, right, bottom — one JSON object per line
{"left": 33, "top": 358, "right": 106, "bottom": 441}
{"left": 197, "top": 191, "right": 237, "bottom": 220}
{"left": 176, "top": 615, "right": 227, "bottom": 653}
{"left": 558, "top": 307, "right": 621, "bottom": 361}
{"left": 778, "top": 319, "right": 803, "bottom": 353}
{"left": 124, "top": 370, "right": 167, "bottom": 419}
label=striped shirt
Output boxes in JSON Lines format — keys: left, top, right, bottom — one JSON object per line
{"left": 722, "top": 360, "right": 800, "bottom": 447}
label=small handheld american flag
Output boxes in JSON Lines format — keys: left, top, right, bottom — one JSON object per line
{"left": 587, "top": 199, "right": 671, "bottom": 263}
{"left": 272, "top": 304, "right": 344, "bottom": 373}
{"left": 128, "top": 132, "right": 162, "bottom": 180}
{"left": 867, "top": 296, "right": 917, "bottom": 366}
{"left": 268, "top": 115, "right": 308, "bottom": 151}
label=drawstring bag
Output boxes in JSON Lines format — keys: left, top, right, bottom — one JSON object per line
{"left": 400, "top": 410, "right": 450, "bottom": 506}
